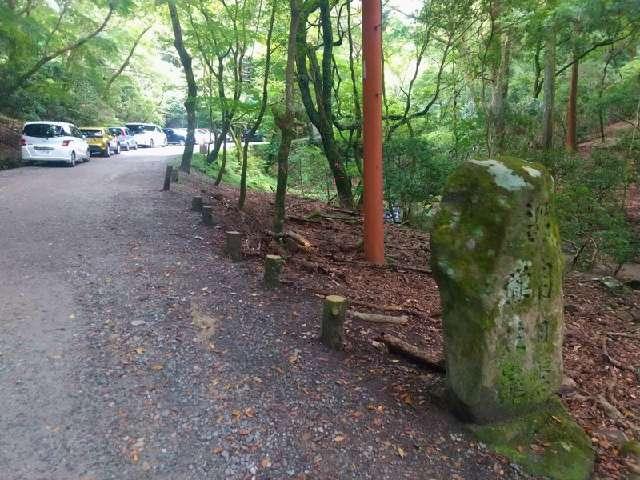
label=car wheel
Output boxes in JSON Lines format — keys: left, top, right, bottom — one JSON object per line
{"left": 85, "top": 149, "right": 90, "bottom": 162}
{"left": 68, "top": 151, "right": 76, "bottom": 167}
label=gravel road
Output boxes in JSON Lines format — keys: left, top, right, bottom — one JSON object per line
{"left": 0, "top": 149, "right": 528, "bottom": 480}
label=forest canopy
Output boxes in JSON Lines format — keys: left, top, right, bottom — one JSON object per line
{"left": 2, "top": 0, "right": 640, "bottom": 266}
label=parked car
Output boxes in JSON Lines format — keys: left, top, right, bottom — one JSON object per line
{"left": 80, "top": 127, "right": 119, "bottom": 157}
{"left": 163, "top": 128, "right": 188, "bottom": 145}
{"left": 242, "top": 129, "right": 265, "bottom": 143}
{"left": 195, "top": 128, "right": 214, "bottom": 145}
{"left": 108, "top": 126, "right": 137, "bottom": 151}
{"left": 125, "top": 123, "right": 167, "bottom": 148}
{"left": 21, "top": 121, "right": 90, "bottom": 167}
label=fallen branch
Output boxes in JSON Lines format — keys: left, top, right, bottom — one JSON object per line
{"left": 605, "top": 331, "right": 640, "bottom": 339}
{"left": 285, "top": 230, "right": 313, "bottom": 249}
{"left": 349, "top": 310, "right": 409, "bottom": 325}
{"left": 349, "top": 299, "right": 429, "bottom": 319}
{"left": 601, "top": 337, "right": 636, "bottom": 373}
{"left": 379, "top": 334, "right": 445, "bottom": 374}
{"left": 328, "top": 255, "right": 432, "bottom": 275}
{"left": 265, "top": 229, "right": 313, "bottom": 250}
{"left": 291, "top": 258, "right": 334, "bottom": 275}
{"left": 307, "top": 209, "right": 360, "bottom": 223}
{"left": 595, "top": 394, "right": 624, "bottom": 420}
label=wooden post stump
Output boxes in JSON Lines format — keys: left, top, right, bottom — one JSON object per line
{"left": 191, "top": 196, "right": 203, "bottom": 212}
{"left": 163, "top": 165, "right": 173, "bottom": 191}
{"left": 225, "top": 231, "right": 243, "bottom": 262}
{"left": 264, "top": 255, "right": 284, "bottom": 288}
{"left": 202, "top": 205, "right": 215, "bottom": 226}
{"left": 321, "top": 295, "right": 347, "bottom": 351}
{"left": 171, "top": 168, "right": 179, "bottom": 182}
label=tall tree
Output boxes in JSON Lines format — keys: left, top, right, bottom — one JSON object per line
{"left": 542, "top": 4, "right": 556, "bottom": 150}
{"left": 296, "top": 0, "right": 353, "bottom": 208}
{"left": 565, "top": 48, "right": 579, "bottom": 152}
{"left": 273, "top": 0, "right": 301, "bottom": 233}
{"left": 238, "top": 2, "right": 276, "bottom": 209}
{"left": 486, "top": 0, "right": 511, "bottom": 155}
{"left": 168, "top": 0, "right": 197, "bottom": 172}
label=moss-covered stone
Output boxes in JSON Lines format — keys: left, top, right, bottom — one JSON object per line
{"left": 432, "top": 157, "right": 564, "bottom": 422}
{"left": 471, "top": 397, "right": 594, "bottom": 480}
{"left": 432, "top": 157, "right": 594, "bottom": 479}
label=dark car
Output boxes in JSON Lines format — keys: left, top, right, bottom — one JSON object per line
{"left": 163, "top": 128, "right": 188, "bottom": 145}
{"left": 241, "top": 129, "right": 265, "bottom": 142}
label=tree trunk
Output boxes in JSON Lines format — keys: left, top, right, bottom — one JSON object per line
{"left": 270, "top": 0, "right": 300, "bottom": 229}
{"left": 168, "top": 1, "right": 197, "bottom": 173}
{"left": 273, "top": 128, "right": 294, "bottom": 233}
{"left": 487, "top": 33, "right": 511, "bottom": 155}
{"left": 239, "top": 4, "right": 276, "bottom": 210}
{"left": 542, "top": 22, "right": 556, "bottom": 150}
{"left": 566, "top": 52, "right": 579, "bottom": 152}
{"left": 215, "top": 137, "right": 227, "bottom": 186}
{"left": 295, "top": 0, "right": 353, "bottom": 208}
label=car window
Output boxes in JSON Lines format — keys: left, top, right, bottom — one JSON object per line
{"left": 143, "top": 125, "right": 155, "bottom": 132}
{"left": 125, "top": 128, "right": 131, "bottom": 135}
{"left": 108, "top": 128, "right": 121, "bottom": 136}
{"left": 81, "top": 129, "right": 103, "bottom": 138}
{"left": 127, "top": 125, "right": 145, "bottom": 133}
{"left": 72, "top": 126, "right": 83, "bottom": 138}
{"left": 23, "top": 123, "right": 57, "bottom": 138}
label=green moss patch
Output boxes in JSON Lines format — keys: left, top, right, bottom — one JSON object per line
{"left": 470, "top": 398, "right": 594, "bottom": 480}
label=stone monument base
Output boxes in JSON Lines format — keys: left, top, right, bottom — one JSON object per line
{"left": 470, "top": 398, "right": 594, "bottom": 480}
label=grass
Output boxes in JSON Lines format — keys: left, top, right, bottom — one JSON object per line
{"left": 171, "top": 148, "right": 331, "bottom": 202}
{"left": 173, "top": 151, "right": 278, "bottom": 192}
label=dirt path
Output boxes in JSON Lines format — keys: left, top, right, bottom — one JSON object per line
{"left": 0, "top": 150, "right": 527, "bottom": 480}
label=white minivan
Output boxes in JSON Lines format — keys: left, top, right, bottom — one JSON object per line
{"left": 21, "top": 121, "right": 90, "bottom": 167}
{"left": 125, "top": 123, "right": 167, "bottom": 148}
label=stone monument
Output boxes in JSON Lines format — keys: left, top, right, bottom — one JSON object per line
{"left": 431, "top": 157, "right": 593, "bottom": 480}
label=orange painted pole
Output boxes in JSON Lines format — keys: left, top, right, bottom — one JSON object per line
{"left": 362, "top": 0, "right": 385, "bottom": 264}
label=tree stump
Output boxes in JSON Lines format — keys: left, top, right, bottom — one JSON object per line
{"left": 202, "top": 205, "right": 215, "bottom": 226}
{"left": 191, "top": 196, "right": 203, "bottom": 212}
{"left": 264, "top": 255, "right": 284, "bottom": 289}
{"left": 321, "top": 295, "right": 347, "bottom": 351}
{"left": 225, "top": 231, "right": 243, "bottom": 262}
{"left": 171, "top": 168, "right": 179, "bottom": 182}
{"left": 163, "top": 165, "right": 173, "bottom": 191}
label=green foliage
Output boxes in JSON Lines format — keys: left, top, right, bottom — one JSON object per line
{"left": 550, "top": 150, "right": 638, "bottom": 267}
{"left": 189, "top": 152, "right": 276, "bottom": 192}
{"left": 383, "top": 137, "right": 461, "bottom": 227}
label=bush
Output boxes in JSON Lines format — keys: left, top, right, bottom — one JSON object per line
{"left": 383, "top": 136, "right": 461, "bottom": 228}
{"left": 551, "top": 150, "right": 638, "bottom": 269}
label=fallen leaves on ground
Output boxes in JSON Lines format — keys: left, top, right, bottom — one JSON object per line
{"left": 194, "top": 178, "right": 640, "bottom": 479}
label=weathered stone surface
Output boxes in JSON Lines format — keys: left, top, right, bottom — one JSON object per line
{"left": 432, "top": 157, "right": 563, "bottom": 421}
{"left": 432, "top": 157, "right": 593, "bottom": 479}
